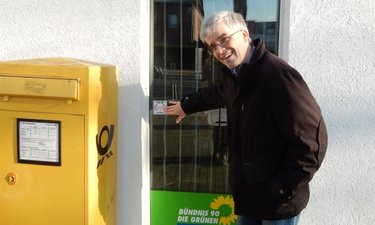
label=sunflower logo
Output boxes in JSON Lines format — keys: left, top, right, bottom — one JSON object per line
{"left": 210, "top": 195, "right": 237, "bottom": 225}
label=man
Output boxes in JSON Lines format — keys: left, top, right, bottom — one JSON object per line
{"left": 165, "top": 11, "right": 327, "bottom": 225}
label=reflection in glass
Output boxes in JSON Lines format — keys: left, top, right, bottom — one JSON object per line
{"left": 151, "top": 0, "right": 280, "bottom": 194}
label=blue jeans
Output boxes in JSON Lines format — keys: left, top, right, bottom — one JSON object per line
{"left": 236, "top": 214, "right": 300, "bottom": 225}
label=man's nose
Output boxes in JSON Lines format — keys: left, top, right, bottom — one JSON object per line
{"left": 215, "top": 45, "right": 227, "bottom": 54}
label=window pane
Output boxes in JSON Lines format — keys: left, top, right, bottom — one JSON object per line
{"left": 151, "top": 0, "right": 280, "bottom": 193}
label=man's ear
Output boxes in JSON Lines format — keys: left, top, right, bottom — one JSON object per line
{"left": 242, "top": 30, "right": 250, "bottom": 42}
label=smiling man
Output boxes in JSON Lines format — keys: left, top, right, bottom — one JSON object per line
{"left": 165, "top": 11, "right": 327, "bottom": 225}
{"left": 206, "top": 27, "right": 250, "bottom": 69}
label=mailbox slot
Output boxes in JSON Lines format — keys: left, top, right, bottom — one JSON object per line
{"left": 0, "top": 75, "right": 79, "bottom": 100}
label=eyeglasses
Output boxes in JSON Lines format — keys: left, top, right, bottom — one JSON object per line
{"left": 207, "top": 30, "right": 242, "bottom": 55}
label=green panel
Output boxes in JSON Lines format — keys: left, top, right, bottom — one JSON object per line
{"left": 151, "top": 190, "right": 237, "bottom": 225}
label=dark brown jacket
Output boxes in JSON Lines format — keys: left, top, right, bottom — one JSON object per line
{"left": 181, "top": 39, "right": 328, "bottom": 219}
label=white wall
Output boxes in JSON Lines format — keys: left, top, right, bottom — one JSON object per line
{"left": 1, "top": 0, "right": 374, "bottom": 225}
{"left": 288, "top": 1, "right": 375, "bottom": 225}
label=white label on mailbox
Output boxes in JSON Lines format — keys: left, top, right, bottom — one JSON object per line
{"left": 18, "top": 120, "right": 60, "bottom": 164}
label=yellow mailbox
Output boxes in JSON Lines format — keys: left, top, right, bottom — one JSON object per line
{"left": 0, "top": 57, "right": 117, "bottom": 225}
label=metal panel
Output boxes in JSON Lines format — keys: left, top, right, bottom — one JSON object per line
{"left": 0, "top": 75, "right": 79, "bottom": 100}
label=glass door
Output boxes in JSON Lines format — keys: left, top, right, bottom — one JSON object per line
{"left": 150, "top": 0, "right": 280, "bottom": 224}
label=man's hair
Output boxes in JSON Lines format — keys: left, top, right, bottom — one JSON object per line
{"left": 200, "top": 11, "right": 249, "bottom": 43}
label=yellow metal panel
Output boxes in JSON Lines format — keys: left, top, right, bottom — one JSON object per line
{"left": 0, "top": 75, "right": 79, "bottom": 100}
{"left": 0, "top": 111, "right": 85, "bottom": 225}
{"left": 93, "top": 65, "right": 118, "bottom": 225}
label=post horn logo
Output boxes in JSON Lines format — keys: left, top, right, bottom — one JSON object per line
{"left": 96, "top": 124, "right": 115, "bottom": 169}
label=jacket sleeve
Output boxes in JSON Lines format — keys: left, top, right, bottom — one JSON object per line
{"left": 180, "top": 80, "right": 227, "bottom": 115}
{"left": 269, "top": 68, "right": 328, "bottom": 201}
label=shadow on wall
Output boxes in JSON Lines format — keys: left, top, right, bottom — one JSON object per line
{"left": 116, "top": 81, "right": 149, "bottom": 224}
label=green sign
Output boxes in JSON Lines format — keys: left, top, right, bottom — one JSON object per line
{"left": 151, "top": 190, "right": 237, "bottom": 225}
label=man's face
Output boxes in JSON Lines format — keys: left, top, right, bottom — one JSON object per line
{"left": 204, "top": 23, "right": 250, "bottom": 69}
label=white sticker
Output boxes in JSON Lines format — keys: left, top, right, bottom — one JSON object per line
{"left": 153, "top": 100, "right": 168, "bottom": 115}
{"left": 18, "top": 119, "right": 60, "bottom": 165}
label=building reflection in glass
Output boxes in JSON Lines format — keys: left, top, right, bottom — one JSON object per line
{"left": 151, "top": 0, "right": 280, "bottom": 194}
